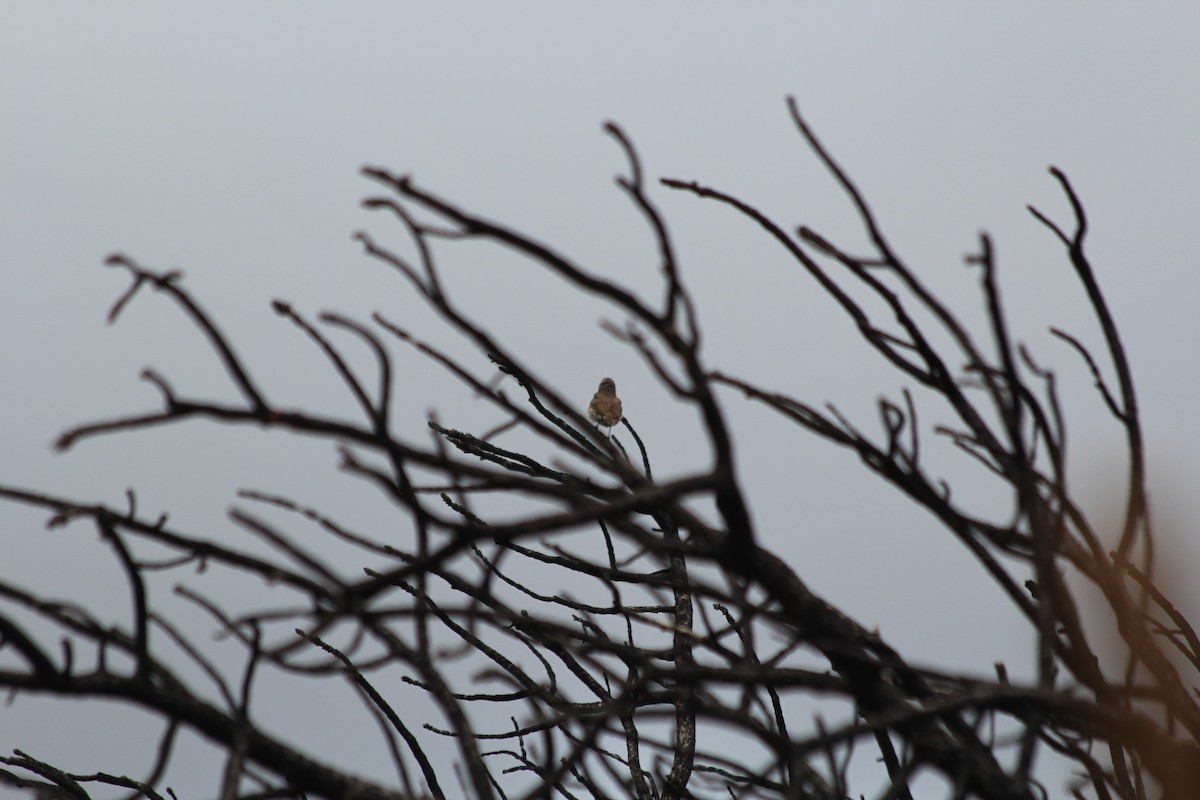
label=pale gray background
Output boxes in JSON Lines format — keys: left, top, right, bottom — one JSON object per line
{"left": 3, "top": 4, "right": 1199, "bottom": 796}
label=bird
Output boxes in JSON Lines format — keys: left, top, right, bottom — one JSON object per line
{"left": 587, "top": 377, "right": 623, "bottom": 437}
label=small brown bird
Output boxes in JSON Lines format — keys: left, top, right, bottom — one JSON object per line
{"left": 587, "top": 377, "right": 623, "bottom": 436}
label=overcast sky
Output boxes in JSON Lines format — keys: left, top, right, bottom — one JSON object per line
{"left": 3, "top": 5, "right": 1199, "bottom": 796}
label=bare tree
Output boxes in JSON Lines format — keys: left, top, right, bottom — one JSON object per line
{"left": 2, "top": 98, "right": 1196, "bottom": 800}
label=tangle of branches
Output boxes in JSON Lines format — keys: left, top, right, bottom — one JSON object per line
{"left": 2, "top": 99, "right": 1195, "bottom": 800}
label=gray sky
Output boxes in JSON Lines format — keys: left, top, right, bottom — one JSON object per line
{"left": 3, "top": 4, "right": 1199, "bottom": 796}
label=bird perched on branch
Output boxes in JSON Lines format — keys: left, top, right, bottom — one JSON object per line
{"left": 587, "top": 377, "right": 623, "bottom": 437}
